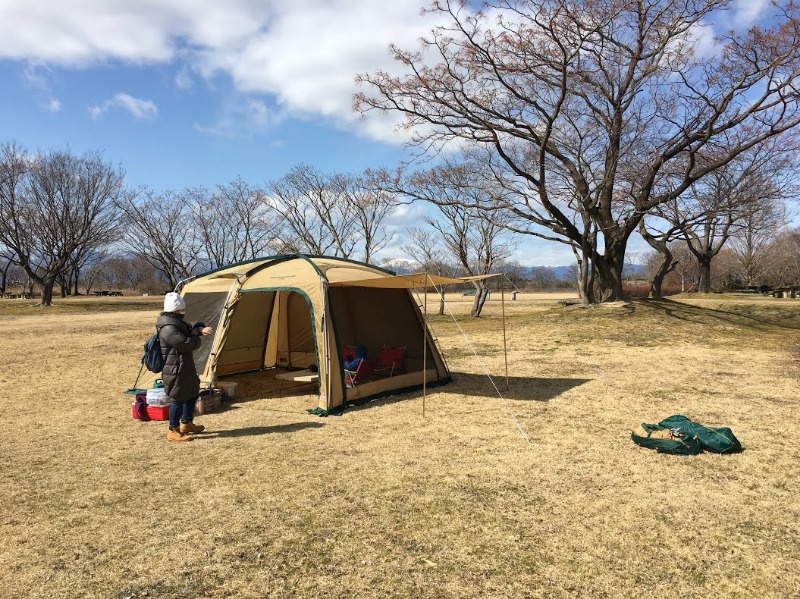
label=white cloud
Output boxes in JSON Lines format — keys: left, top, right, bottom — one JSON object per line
{"left": 687, "top": 22, "right": 721, "bottom": 59}
{"left": 0, "top": 0, "right": 268, "bottom": 66}
{"left": 0, "top": 1, "right": 444, "bottom": 141}
{"left": 732, "top": 0, "right": 771, "bottom": 27}
{"left": 194, "top": 95, "right": 284, "bottom": 137}
{"left": 175, "top": 66, "right": 193, "bottom": 91}
{"left": 23, "top": 63, "right": 51, "bottom": 90}
{"left": 89, "top": 93, "right": 158, "bottom": 120}
{"left": 43, "top": 98, "right": 62, "bottom": 112}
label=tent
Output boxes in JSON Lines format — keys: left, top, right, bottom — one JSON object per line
{"left": 138, "top": 254, "right": 492, "bottom": 412}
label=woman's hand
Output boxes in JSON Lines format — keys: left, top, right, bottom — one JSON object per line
{"left": 201, "top": 326, "right": 213, "bottom": 336}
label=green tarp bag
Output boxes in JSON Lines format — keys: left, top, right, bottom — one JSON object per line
{"left": 631, "top": 414, "right": 741, "bottom": 455}
{"left": 657, "top": 415, "right": 741, "bottom": 454}
{"left": 631, "top": 422, "right": 702, "bottom": 455}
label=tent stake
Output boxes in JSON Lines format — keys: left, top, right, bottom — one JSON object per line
{"left": 423, "top": 271, "right": 428, "bottom": 418}
{"left": 501, "top": 273, "right": 509, "bottom": 390}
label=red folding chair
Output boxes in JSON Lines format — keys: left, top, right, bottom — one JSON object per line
{"left": 344, "top": 359, "right": 375, "bottom": 387}
{"left": 375, "top": 346, "right": 406, "bottom": 377}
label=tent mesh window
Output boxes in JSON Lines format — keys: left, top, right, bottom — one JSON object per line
{"left": 182, "top": 291, "right": 229, "bottom": 371}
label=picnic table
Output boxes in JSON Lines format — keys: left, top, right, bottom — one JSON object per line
{"left": 274, "top": 369, "right": 320, "bottom": 393}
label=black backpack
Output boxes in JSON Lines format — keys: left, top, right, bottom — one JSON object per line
{"left": 142, "top": 327, "right": 171, "bottom": 373}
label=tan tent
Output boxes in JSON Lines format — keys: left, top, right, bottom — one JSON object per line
{"left": 139, "top": 254, "right": 490, "bottom": 412}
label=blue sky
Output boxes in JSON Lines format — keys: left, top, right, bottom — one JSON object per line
{"left": 0, "top": 0, "right": 773, "bottom": 266}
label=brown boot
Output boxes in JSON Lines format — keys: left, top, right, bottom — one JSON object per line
{"left": 167, "top": 427, "right": 193, "bottom": 442}
{"left": 180, "top": 421, "right": 205, "bottom": 434}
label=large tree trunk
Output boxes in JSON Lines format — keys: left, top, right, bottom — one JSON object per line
{"left": 572, "top": 232, "right": 597, "bottom": 306}
{"left": 470, "top": 280, "right": 489, "bottom": 317}
{"left": 41, "top": 278, "right": 56, "bottom": 306}
{"left": 595, "top": 247, "right": 626, "bottom": 301}
{"left": 573, "top": 248, "right": 588, "bottom": 305}
{"left": 576, "top": 264, "right": 590, "bottom": 305}
{"left": 0, "top": 261, "right": 10, "bottom": 294}
{"left": 697, "top": 256, "right": 712, "bottom": 293}
{"left": 650, "top": 252, "right": 674, "bottom": 300}
{"left": 638, "top": 223, "right": 676, "bottom": 300}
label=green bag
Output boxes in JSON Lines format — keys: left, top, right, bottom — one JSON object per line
{"left": 657, "top": 415, "right": 741, "bottom": 454}
{"left": 631, "top": 414, "right": 741, "bottom": 455}
{"left": 631, "top": 423, "right": 702, "bottom": 455}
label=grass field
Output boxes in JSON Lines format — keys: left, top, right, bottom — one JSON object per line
{"left": 1, "top": 293, "right": 799, "bottom": 598}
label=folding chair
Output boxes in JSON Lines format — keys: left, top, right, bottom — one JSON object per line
{"left": 375, "top": 346, "right": 406, "bottom": 377}
{"left": 344, "top": 359, "right": 375, "bottom": 387}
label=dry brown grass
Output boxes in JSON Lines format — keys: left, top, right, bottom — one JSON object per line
{"left": 1, "top": 293, "right": 799, "bottom": 598}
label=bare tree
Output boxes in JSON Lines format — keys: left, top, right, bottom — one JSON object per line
{"left": 0, "top": 143, "right": 123, "bottom": 305}
{"left": 116, "top": 187, "right": 203, "bottom": 289}
{"left": 765, "top": 227, "right": 800, "bottom": 286}
{"left": 191, "top": 177, "right": 281, "bottom": 268}
{"left": 528, "top": 266, "right": 558, "bottom": 291}
{"left": 498, "top": 260, "right": 527, "bottom": 289}
{"left": 729, "top": 201, "right": 787, "bottom": 286}
{"left": 267, "top": 165, "right": 396, "bottom": 261}
{"left": 401, "top": 226, "right": 460, "bottom": 314}
{"left": 343, "top": 171, "right": 396, "bottom": 262}
{"left": 424, "top": 203, "right": 515, "bottom": 316}
{"left": 0, "top": 245, "right": 16, "bottom": 295}
{"left": 638, "top": 215, "right": 684, "bottom": 299}
{"left": 268, "top": 164, "right": 356, "bottom": 257}
{"left": 81, "top": 253, "right": 110, "bottom": 295}
{"left": 122, "top": 255, "right": 158, "bottom": 291}
{"left": 357, "top": 0, "right": 800, "bottom": 302}
{"left": 670, "top": 242, "right": 700, "bottom": 292}
{"left": 679, "top": 147, "right": 793, "bottom": 292}
{"left": 387, "top": 161, "right": 518, "bottom": 314}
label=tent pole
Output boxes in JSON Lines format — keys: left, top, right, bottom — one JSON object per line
{"left": 423, "top": 271, "right": 428, "bottom": 418}
{"left": 501, "top": 273, "right": 509, "bottom": 390}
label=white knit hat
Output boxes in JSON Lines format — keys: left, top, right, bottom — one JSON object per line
{"left": 164, "top": 292, "right": 186, "bottom": 313}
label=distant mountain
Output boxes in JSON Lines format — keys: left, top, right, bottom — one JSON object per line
{"left": 380, "top": 258, "right": 416, "bottom": 274}
{"left": 524, "top": 265, "right": 574, "bottom": 281}
{"left": 522, "top": 263, "right": 645, "bottom": 281}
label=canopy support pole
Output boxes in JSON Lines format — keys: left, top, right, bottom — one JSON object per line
{"left": 501, "top": 273, "right": 509, "bottom": 390}
{"left": 423, "top": 271, "right": 428, "bottom": 418}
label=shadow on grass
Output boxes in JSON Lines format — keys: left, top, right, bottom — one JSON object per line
{"left": 205, "top": 421, "right": 325, "bottom": 438}
{"left": 639, "top": 298, "right": 800, "bottom": 331}
{"left": 343, "top": 373, "right": 591, "bottom": 412}
{"left": 450, "top": 372, "right": 591, "bottom": 401}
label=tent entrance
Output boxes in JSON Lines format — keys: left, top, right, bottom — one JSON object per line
{"left": 329, "top": 286, "right": 439, "bottom": 377}
{"left": 215, "top": 289, "right": 318, "bottom": 377}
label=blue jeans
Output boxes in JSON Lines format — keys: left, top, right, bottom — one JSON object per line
{"left": 169, "top": 398, "right": 196, "bottom": 430}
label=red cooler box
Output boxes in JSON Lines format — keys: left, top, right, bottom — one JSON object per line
{"left": 131, "top": 394, "right": 171, "bottom": 421}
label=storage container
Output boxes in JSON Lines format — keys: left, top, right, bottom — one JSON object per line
{"left": 217, "top": 381, "right": 238, "bottom": 400}
{"left": 195, "top": 389, "right": 221, "bottom": 415}
{"left": 146, "top": 387, "right": 169, "bottom": 406}
{"left": 131, "top": 402, "right": 171, "bottom": 421}
{"left": 146, "top": 404, "right": 170, "bottom": 420}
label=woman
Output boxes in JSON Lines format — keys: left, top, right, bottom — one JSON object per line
{"left": 157, "top": 292, "right": 213, "bottom": 442}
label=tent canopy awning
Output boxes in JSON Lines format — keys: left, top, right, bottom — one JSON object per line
{"left": 329, "top": 272, "right": 499, "bottom": 289}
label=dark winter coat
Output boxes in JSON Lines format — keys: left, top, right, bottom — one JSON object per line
{"left": 156, "top": 312, "right": 203, "bottom": 403}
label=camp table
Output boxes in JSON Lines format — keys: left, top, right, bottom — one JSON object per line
{"left": 274, "top": 369, "right": 320, "bottom": 394}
